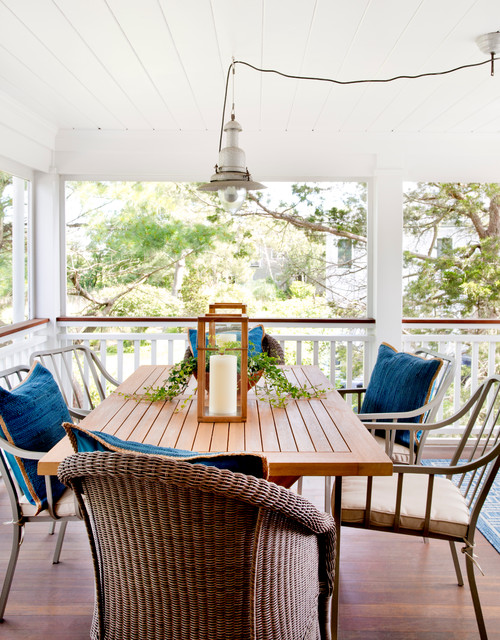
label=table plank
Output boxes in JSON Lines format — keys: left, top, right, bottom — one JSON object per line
{"left": 256, "top": 400, "right": 280, "bottom": 451}
{"left": 272, "top": 406, "right": 298, "bottom": 451}
{"left": 244, "top": 399, "right": 263, "bottom": 452}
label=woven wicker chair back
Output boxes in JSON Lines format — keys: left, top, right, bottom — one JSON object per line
{"left": 59, "top": 451, "right": 335, "bottom": 640}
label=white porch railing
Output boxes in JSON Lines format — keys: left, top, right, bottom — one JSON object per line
{"left": 1, "top": 316, "right": 499, "bottom": 444}
{"left": 403, "top": 319, "right": 500, "bottom": 441}
{"left": 55, "top": 317, "right": 375, "bottom": 389}
{"left": 0, "top": 319, "right": 51, "bottom": 369}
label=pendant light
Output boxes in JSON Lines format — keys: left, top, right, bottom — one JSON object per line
{"left": 198, "top": 61, "right": 265, "bottom": 214}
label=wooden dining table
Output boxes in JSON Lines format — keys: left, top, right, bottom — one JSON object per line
{"left": 39, "top": 363, "right": 392, "bottom": 638}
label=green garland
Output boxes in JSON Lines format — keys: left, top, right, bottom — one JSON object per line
{"left": 134, "top": 351, "right": 330, "bottom": 409}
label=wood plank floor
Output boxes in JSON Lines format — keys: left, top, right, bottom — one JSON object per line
{"left": 1, "top": 474, "right": 500, "bottom": 639}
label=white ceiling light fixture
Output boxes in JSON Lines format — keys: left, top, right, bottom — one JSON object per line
{"left": 476, "top": 31, "right": 500, "bottom": 75}
{"left": 198, "top": 61, "right": 265, "bottom": 215}
{"left": 200, "top": 41, "right": 498, "bottom": 213}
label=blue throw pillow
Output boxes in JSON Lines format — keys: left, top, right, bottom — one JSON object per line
{"left": 63, "top": 423, "right": 268, "bottom": 479}
{"left": 0, "top": 363, "right": 70, "bottom": 514}
{"left": 361, "top": 343, "right": 443, "bottom": 448}
{"left": 188, "top": 325, "right": 264, "bottom": 360}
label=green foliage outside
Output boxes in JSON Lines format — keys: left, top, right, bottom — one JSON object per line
{"left": 403, "top": 182, "right": 500, "bottom": 318}
{"left": 0, "top": 172, "right": 13, "bottom": 324}
{"left": 65, "top": 180, "right": 368, "bottom": 320}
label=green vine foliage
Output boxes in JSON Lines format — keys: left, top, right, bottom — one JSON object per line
{"left": 141, "top": 356, "right": 196, "bottom": 402}
{"left": 132, "top": 351, "right": 330, "bottom": 409}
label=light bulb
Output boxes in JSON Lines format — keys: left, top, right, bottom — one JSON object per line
{"left": 218, "top": 185, "right": 247, "bottom": 214}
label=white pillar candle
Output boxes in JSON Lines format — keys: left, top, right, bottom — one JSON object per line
{"left": 209, "top": 354, "right": 237, "bottom": 415}
{"left": 216, "top": 333, "right": 237, "bottom": 347}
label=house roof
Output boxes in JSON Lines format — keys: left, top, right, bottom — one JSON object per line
{"left": 1, "top": 0, "right": 499, "bottom": 180}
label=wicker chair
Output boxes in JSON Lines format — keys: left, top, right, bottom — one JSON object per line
{"left": 58, "top": 450, "right": 336, "bottom": 640}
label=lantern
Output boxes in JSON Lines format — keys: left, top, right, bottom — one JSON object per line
{"left": 196, "top": 304, "right": 248, "bottom": 422}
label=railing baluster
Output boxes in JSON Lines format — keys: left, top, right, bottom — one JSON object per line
{"left": 117, "top": 340, "right": 124, "bottom": 382}
{"left": 330, "top": 340, "right": 336, "bottom": 385}
{"left": 134, "top": 340, "right": 140, "bottom": 370}
{"left": 313, "top": 339, "right": 319, "bottom": 366}
{"left": 454, "top": 341, "right": 462, "bottom": 414}
{"left": 489, "top": 341, "right": 496, "bottom": 377}
{"left": 346, "top": 341, "right": 353, "bottom": 388}
{"left": 472, "top": 341, "right": 479, "bottom": 392}
{"left": 296, "top": 340, "right": 302, "bottom": 365}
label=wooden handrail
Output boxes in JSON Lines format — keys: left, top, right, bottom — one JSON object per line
{"left": 0, "top": 318, "right": 49, "bottom": 339}
{"left": 56, "top": 316, "right": 376, "bottom": 324}
{"left": 403, "top": 318, "right": 500, "bottom": 325}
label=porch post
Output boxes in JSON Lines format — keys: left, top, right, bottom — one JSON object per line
{"left": 32, "top": 169, "right": 63, "bottom": 343}
{"left": 12, "top": 177, "right": 25, "bottom": 323}
{"left": 368, "top": 167, "right": 403, "bottom": 364}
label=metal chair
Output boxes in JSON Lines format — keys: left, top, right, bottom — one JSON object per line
{"left": 58, "top": 450, "right": 336, "bottom": 640}
{"left": 339, "top": 375, "right": 500, "bottom": 640}
{"left": 300, "top": 348, "right": 456, "bottom": 511}
{"left": 340, "top": 348, "right": 456, "bottom": 464}
{"left": 0, "top": 364, "right": 81, "bottom": 621}
{"left": 30, "top": 345, "right": 119, "bottom": 418}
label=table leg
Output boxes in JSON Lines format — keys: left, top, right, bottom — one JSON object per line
{"left": 269, "top": 475, "right": 300, "bottom": 489}
{"left": 331, "top": 476, "right": 342, "bottom": 640}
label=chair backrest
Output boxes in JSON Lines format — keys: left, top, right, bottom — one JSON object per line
{"left": 447, "top": 375, "right": 500, "bottom": 529}
{"left": 0, "top": 364, "right": 31, "bottom": 389}
{"left": 29, "top": 345, "right": 118, "bottom": 412}
{"left": 58, "top": 450, "right": 335, "bottom": 640}
{"left": 413, "top": 348, "right": 456, "bottom": 422}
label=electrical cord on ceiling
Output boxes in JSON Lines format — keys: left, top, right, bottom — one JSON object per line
{"left": 218, "top": 56, "right": 497, "bottom": 151}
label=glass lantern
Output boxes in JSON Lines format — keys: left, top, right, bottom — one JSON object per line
{"left": 196, "top": 306, "right": 248, "bottom": 422}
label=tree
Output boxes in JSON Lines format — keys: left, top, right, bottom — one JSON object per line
{"left": 66, "top": 182, "right": 236, "bottom": 316}
{"left": 403, "top": 182, "right": 500, "bottom": 318}
{"left": 202, "top": 182, "right": 369, "bottom": 315}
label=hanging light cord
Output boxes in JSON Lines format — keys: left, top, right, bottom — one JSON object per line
{"left": 218, "top": 56, "right": 497, "bottom": 151}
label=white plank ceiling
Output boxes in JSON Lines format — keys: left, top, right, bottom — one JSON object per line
{"left": 0, "top": 0, "right": 499, "bottom": 178}
{"left": 0, "top": 0, "right": 498, "bottom": 134}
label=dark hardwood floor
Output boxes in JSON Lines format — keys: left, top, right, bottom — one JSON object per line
{"left": 1, "top": 474, "right": 499, "bottom": 639}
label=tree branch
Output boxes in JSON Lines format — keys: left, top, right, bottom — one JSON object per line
{"left": 246, "top": 193, "right": 367, "bottom": 243}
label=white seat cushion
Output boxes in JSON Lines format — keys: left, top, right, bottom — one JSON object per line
{"left": 373, "top": 434, "right": 412, "bottom": 464}
{"left": 341, "top": 473, "right": 470, "bottom": 538}
{"left": 20, "top": 487, "right": 77, "bottom": 518}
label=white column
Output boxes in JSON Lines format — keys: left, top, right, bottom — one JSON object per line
{"left": 32, "top": 170, "right": 63, "bottom": 342}
{"left": 368, "top": 167, "right": 404, "bottom": 363}
{"left": 12, "top": 177, "right": 25, "bottom": 323}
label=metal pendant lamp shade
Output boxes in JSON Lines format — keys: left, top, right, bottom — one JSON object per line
{"left": 476, "top": 31, "right": 500, "bottom": 55}
{"left": 198, "top": 115, "right": 265, "bottom": 214}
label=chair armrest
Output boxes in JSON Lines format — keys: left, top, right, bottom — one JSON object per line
{"left": 69, "top": 407, "right": 90, "bottom": 420}
{"left": 0, "top": 435, "right": 45, "bottom": 460}
{"left": 338, "top": 387, "right": 367, "bottom": 396}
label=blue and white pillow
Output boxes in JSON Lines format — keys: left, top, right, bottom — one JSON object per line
{"left": 188, "top": 324, "right": 264, "bottom": 359}
{"left": 0, "top": 363, "right": 70, "bottom": 513}
{"left": 361, "top": 343, "right": 443, "bottom": 447}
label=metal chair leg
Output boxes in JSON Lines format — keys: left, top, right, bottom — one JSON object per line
{"left": 48, "top": 521, "right": 56, "bottom": 535}
{"left": 324, "top": 476, "right": 332, "bottom": 513}
{"left": 296, "top": 476, "right": 303, "bottom": 495}
{"left": 52, "top": 521, "right": 68, "bottom": 564}
{"left": 465, "top": 548, "right": 488, "bottom": 639}
{"left": 0, "top": 523, "right": 23, "bottom": 621}
{"left": 449, "top": 541, "right": 464, "bottom": 586}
